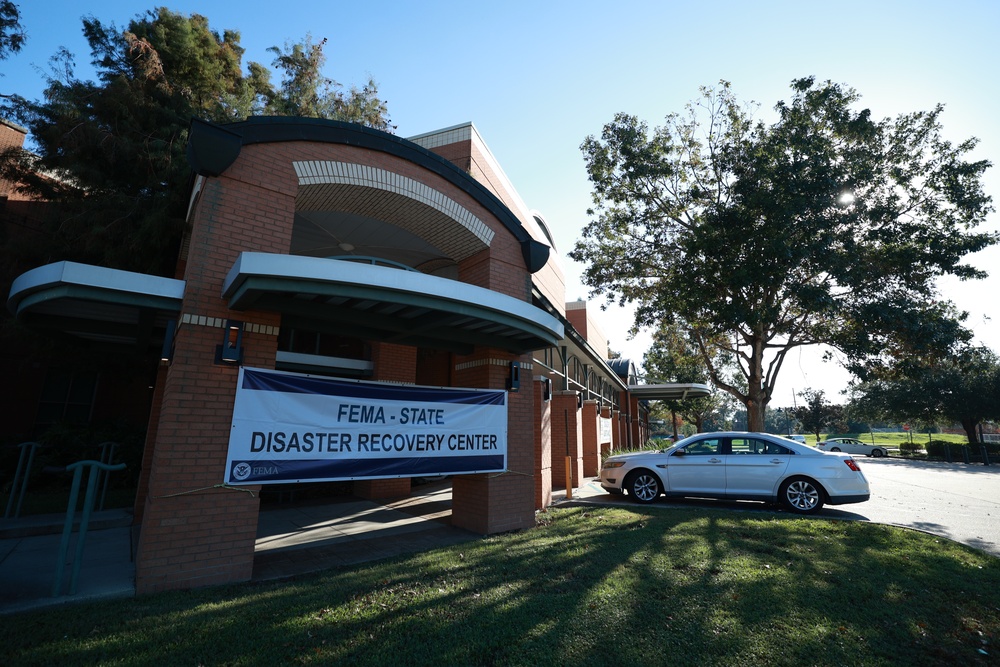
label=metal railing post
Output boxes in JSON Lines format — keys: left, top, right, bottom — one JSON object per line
{"left": 52, "top": 460, "right": 127, "bottom": 597}
{"left": 96, "top": 441, "right": 119, "bottom": 511}
{"left": 4, "top": 442, "right": 40, "bottom": 520}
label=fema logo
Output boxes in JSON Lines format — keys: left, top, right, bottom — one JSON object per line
{"left": 231, "top": 461, "right": 253, "bottom": 481}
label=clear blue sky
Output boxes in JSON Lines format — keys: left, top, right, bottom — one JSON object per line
{"left": 3, "top": 0, "right": 998, "bottom": 408}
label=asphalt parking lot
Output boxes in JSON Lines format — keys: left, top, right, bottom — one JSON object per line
{"left": 570, "top": 456, "right": 1000, "bottom": 558}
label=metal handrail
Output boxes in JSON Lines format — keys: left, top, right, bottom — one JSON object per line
{"left": 3, "top": 441, "right": 42, "bottom": 519}
{"left": 52, "top": 460, "right": 127, "bottom": 597}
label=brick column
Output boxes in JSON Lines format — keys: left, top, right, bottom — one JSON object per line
{"left": 551, "top": 391, "right": 582, "bottom": 490}
{"left": 450, "top": 352, "right": 534, "bottom": 534}
{"left": 612, "top": 409, "right": 623, "bottom": 453}
{"left": 353, "top": 342, "right": 417, "bottom": 500}
{"left": 600, "top": 404, "right": 613, "bottom": 459}
{"left": 133, "top": 362, "right": 168, "bottom": 524}
{"left": 581, "top": 400, "right": 600, "bottom": 477}
{"left": 533, "top": 377, "right": 552, "bottom": 509}
{"left": 134, "top": 147, "right": 294, "bottom": 594}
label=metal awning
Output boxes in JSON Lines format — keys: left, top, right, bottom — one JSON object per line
{"left": 626, "top": 383, "right": 713, "bottom": 400}
{"left": 8, "top": 256, "right": 564, "bottom": 356}
{"left": 223, "top": 252, "right": 564, "bottom": 354}
{"left": 7, "top": 262, "right": 184, "bottom": 348}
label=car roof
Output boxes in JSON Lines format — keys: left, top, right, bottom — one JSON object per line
{"left": 674, "top": 431, "right": 819, "bottom": 455}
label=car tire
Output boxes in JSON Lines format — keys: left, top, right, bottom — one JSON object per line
{"left": 779, "top": 477, "right": 824, "bottom": 515}
{"left": 872, "top": 448, "right": 885, "bottom": 458}
{"left": 625, "top": 470, "right": 661, "bottom": 504}
{"left": 829, "top": 447, "right": 841, "bottom": 452}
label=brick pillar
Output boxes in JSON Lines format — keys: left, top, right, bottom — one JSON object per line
{"left": 551, "top": 391, "right": 582, "bottom": 490}
{"left": 581, "top": 400, "right": 600, "bottom": 477}
{"left": 533, "top": 377, "right": 552, "bottom": 510}
{"left": 611, "top": 410, "right": 622, "bottom": 452}
{"left": 134, "top": 147, "right": 294, "bottom": 594}
{"left": 353, "top": 342, "right": 417, "bottom": 500}
{"left": 133, "top": 361, "right": 169, "bottom": 524}
{"left": 135, "top": 317, "right": 279, "bottom": 594}
{"left": 600, "top": 404, "right": 613, "bottom": 459}
{"left": 450, "top": 352, "right": 534, "bottom": 534}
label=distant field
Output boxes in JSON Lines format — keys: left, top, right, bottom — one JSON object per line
{"left": 806, "top": 432, "right": 968, "bottom": 446}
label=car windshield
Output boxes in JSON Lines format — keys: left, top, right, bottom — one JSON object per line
{"left": 667, "top": 435, "right": 697, "bottom": 451}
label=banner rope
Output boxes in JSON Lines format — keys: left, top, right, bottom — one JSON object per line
{"left": 154, "top": 483, "right": 257, "bottom": 499}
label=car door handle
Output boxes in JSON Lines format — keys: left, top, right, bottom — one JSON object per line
{"left": 770, "top": 458, "right": 784, "bottom": 464}
{"left": 708, "top": 458, "right": 722, "bottom": 464}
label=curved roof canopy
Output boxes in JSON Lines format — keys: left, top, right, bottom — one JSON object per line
{"left": 625, "top": 383, "right": 712, "bottom": 401}
{"left": 187, "top": 116, "right": 551, "bottom": 274}
{"left": 223, "top": 253, "right": 563, "bottom": 354}
{"left": 6, "top": 262, "right": 184, "bottom": 348}
{"left": 7, "top": 255, "right": 563, "bottom": 355}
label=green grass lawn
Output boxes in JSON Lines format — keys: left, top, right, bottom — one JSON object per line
{"left": 3, "top": 505, "right": 997, "bottom": 666}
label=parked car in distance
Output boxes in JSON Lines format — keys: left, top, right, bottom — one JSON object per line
{"left": 817, "top": 437, "right": 889, "bottom": 458}
{"left": 784, "top": 434, "right": 807, "bottom": 444}
{"left": 599, "top": 431, "right": 870, "bottom": 514}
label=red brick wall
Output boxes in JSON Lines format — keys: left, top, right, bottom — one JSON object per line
{"left": 353, "top": 342, "right": 417, "bottom": 499}
{"left": 135, "top": 149, "right": 291, "bottom": 594}
{"left": 533, "top": 378, "right": 552, "bottom": 509}
{"left": 135, "top": 133, "right": 543, "bottom": 591}
{"left": 551, "top": 392, "right": 582, "bottom": 490}
{"left": 581, "top": 400, "right": 600, "bottom": 477}
{"left": 451, "top": 350, "right": 534, "bottom": 534}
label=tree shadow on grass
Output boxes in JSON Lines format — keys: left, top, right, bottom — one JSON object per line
{"left": 5, "top": 505, "right": 999, "bottom": 666}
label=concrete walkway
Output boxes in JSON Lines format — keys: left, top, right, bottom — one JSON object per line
{"left": 0, "top": 480, "right": 477, "bottom": 616}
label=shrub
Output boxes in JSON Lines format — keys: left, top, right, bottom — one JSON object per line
{"left": 899, "top": 441, "right": 922, "bottom": 456}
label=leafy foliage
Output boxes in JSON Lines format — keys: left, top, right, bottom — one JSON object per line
{"left": 792, "top": 388, "right": 846, "bottom": 441}
{"left": 0, "top": 0, "right": 25, "bottom": 62}
{"left": 0, "top": 8, "right": 393, "bottom": 278}
{"left": 851, "top": 346, "right": 1000, "bottom": 443}
{"left": 642, "top": 321, "right": 736, "bottom": 432}
{"left": 572, "top": 78, "right": 996, "bottom": 431}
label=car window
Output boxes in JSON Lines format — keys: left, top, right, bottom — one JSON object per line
{"left": 679, "top": 438, "right": 722, "bottom": 455}
{"left": 730, "top": 438, "right": 755, "bottom": 454}
{"left": 760, "top": 440, "right": 791, "bottom": 455}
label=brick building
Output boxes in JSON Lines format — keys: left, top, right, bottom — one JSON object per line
{"left": 7, "top": 117, "right": 706, "bottom": 594}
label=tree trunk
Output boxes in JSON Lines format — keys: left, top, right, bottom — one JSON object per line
{"left": 961, "top": 418, "right": 980, "bottom": 445}
{"left": 745, "top": 398, "right": 766, "bottom": 432}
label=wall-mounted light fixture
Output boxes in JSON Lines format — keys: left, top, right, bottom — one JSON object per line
{"left": 160, "top": 319, "right": 176, "bottom": 365}
{"left": 542, "top": 376, "right": 552, "bottom": 402}
{"left": 215, "top": 320, "right": 244, "bottom": 365}
{"left": 506, "top": 360, "right": 520, "bottom": 392}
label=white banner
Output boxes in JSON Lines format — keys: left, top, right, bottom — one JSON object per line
{"left": 600, "top": 417, "right": 612, "bottom": 443}
{"left": 225, "top": 367, "right": 507, "bottom": 485}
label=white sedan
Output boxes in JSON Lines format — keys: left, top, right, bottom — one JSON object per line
{"left": 599, "top": 431, "right": 870, "bottom": 514}
{"left": 817, "top": 437, "right": 889, "bottom": 458}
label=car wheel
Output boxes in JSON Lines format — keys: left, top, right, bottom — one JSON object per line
{"left": 872, "top": 448, "right": 885, "bottom": 458}
{"left": 779, "top": 477, "right": 824, "bottom": 515}
{"left": 829, "top": 447, "right": 841, "bottom": 452}
{"left": 625, "top": 470, "right": 661, "bottom": 504}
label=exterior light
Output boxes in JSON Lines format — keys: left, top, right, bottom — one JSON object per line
{"left": 215, "top": 320, "right": 244, "bottom": 365}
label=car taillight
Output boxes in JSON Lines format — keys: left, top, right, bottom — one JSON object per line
{"left": 844, "top": 459, "right": 861, "bottom": 472}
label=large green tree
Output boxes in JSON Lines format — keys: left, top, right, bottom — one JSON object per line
{"left": 851, "top": 346, "right": 1000, "bottom": 444}
{"left": 792, "top": 388, "right": 846, "bottom": 442}
{"left": 0, "top": 8, "right": 392, "bottom": 278}
{"left": 642, "top": 321, "right": 736, "bottom": 433}
{"left": 571, "top": 78, "right": 995, "bottom": 431}
{"left": 0, "top": 1, "right": 25, "bottom": 62}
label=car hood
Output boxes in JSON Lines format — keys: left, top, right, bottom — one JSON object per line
{"left": 607, "top": 449, "right": 669, "bottom": 463}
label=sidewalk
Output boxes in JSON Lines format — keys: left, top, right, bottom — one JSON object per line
{"left": 0, "top": 480, "right": 479, "bottom": 615}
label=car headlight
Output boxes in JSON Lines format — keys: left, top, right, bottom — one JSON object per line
{"left": 602, "top": 460, "right": 625, "bottom": 469}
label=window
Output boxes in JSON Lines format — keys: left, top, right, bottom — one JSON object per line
{"left": 681, "top": 438, "right": 722, "bottom": 455}
{"left": 35, "top": 370, "right": 98, "bottom": 430}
